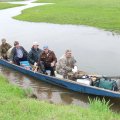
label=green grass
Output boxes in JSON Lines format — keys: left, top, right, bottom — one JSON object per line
{"left": 0, "top": 75, "right": 26, "bottom": 100}
{"left": 13, "top": 0, "right": 120, "bottom": 32}
{"left": 0, "top": 0, "right": 24, "bottom": 1}
{"left": 0, "top": 2, "right": 23, "bottom": 9}
{"left": 0, "top": 75, "right": 120, "bottom": 120}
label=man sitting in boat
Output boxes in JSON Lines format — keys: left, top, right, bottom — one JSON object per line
{"left": 0, "top": 38, "right": 12, "bottom": 60}
{"left": 38, "top": 45, "right": 57, "bottom": 76}
{"left": 28, "top": 42, "right": 43, "bottom": 72}
{"left": 56, "top": 49, "right": 77, "bottom": 79}
{"left": 28, "top": 42, "right": 42, "bottom": 65}
{"left": 10, "top": 41, "right": 28, "bottom": 65}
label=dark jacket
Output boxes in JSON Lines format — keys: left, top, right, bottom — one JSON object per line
{"left": 28, "top": 47, "right": 42, "bottom": 65}
{"left": 39, "top": 50, "right": 57, "bottom": 67}
{"left": 10, "top": 46, "right": 28, "bottom": 61}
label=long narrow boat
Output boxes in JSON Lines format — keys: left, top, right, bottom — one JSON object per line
{"left": 0, "top": 59, "right": 120, "bottom": 98}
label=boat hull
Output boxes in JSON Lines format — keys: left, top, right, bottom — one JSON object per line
{"left": 0, "top": 59, "right": 120, "bottom": 98}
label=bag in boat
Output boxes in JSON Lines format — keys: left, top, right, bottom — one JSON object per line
{"left": 20, "top": 61, "right": 32, "bottom": 70}
{"left": 98, "top": 78, "right": 118, "bottom": 91}
{"left": 92, "top": 79, "right": 100, "bottom": 87}
{"left": 76, "top": 76, "right": 92, "bottom": 86}
{"left": 68, "top": 72, "right": 88, "bottom": 81}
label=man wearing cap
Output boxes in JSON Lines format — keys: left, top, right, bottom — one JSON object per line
{"left": 0, "top": 38, "right": 12, "bottom": 60}
{"left": 38, "top": 45, "right": 57, "bottom": 76}
{"left": 10, "top": 41, "right": 28, "bottom": 65}
{"left": 28, "top": 42, "right": 42, "bottom": 65}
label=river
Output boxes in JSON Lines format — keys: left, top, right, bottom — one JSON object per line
{"left": 0, "top": 0, "right": 120, "bottom": 112}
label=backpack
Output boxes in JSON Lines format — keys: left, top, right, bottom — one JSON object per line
{"left": 97, "top": 78, "right": 118, "bottom": 91}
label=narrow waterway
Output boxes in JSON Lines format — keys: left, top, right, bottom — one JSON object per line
{"left": 0, "top": 0, "right": 120, "bottom": 112}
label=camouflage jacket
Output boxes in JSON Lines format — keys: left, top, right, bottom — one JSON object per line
{"left": 56, "top": 55, "right": 76, "bottom": 75}
{"left": 0, "top": 43, "right": 12, "bottom": 56}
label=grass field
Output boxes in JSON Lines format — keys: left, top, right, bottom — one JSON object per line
{"left": 0, "top": 75, "right": 120, "bottom": 120}
{"left": 13, "top": 0, "right": 120, "bottom": 32}
{"left": 0, "top": 0, "right": 23, "bottom": 1}
{"left": 0, "top": 2, "right": 23, "bottom": 9}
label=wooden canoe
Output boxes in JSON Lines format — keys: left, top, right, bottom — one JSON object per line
{"left": 0, "top": 59, "right": 120, "bottom": 98}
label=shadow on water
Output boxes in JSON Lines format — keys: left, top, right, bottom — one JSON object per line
{"left": 0, "top": 65, "right": 120, "bottom": 113}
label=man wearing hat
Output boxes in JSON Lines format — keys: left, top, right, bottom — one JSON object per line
{"left": 28, "top": 42, "right": 42, "bottom": 65}
{"left": 0, "top": 38, "right": 12, "bottom": 60}
{"left": 10, "top": 41, "right": 28, "bottom": 65}
{"left": 38, "top": 45, "right": 57, "bottom": 76}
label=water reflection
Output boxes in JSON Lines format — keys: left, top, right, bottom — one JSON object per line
{"left": 0, "top": 66, "right": 120, "bottom": 112}
{"left": 60, "top": 93, "right": 73, "bottom": 104}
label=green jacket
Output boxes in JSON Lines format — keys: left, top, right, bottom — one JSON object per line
{"left": 0, "top": 43, "right": 12, "bottom": 56}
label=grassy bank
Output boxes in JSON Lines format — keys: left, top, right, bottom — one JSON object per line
{"left": 0, "top": 2, "right": 23, "bottom": 9}
{"left": 13, "top": 0, "right": 120, "bottom": 32}
{"left": 0, "top": 75, "right": 120, "bottom": 120}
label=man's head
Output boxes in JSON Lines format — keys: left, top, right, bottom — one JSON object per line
{"left": 43, "top": 45, "right": 49, "bottom": 54}
{"left": 65, "top": 49, "right": 72, "bottom": 58}
{"left": 1, "top": 38, "right": 6, "bottom": 44}
{"left": 33, "top": 42, "right": 39, "bottom": 49}
{"left": 14, "top": 41, "right": 19, "bottom": 48}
